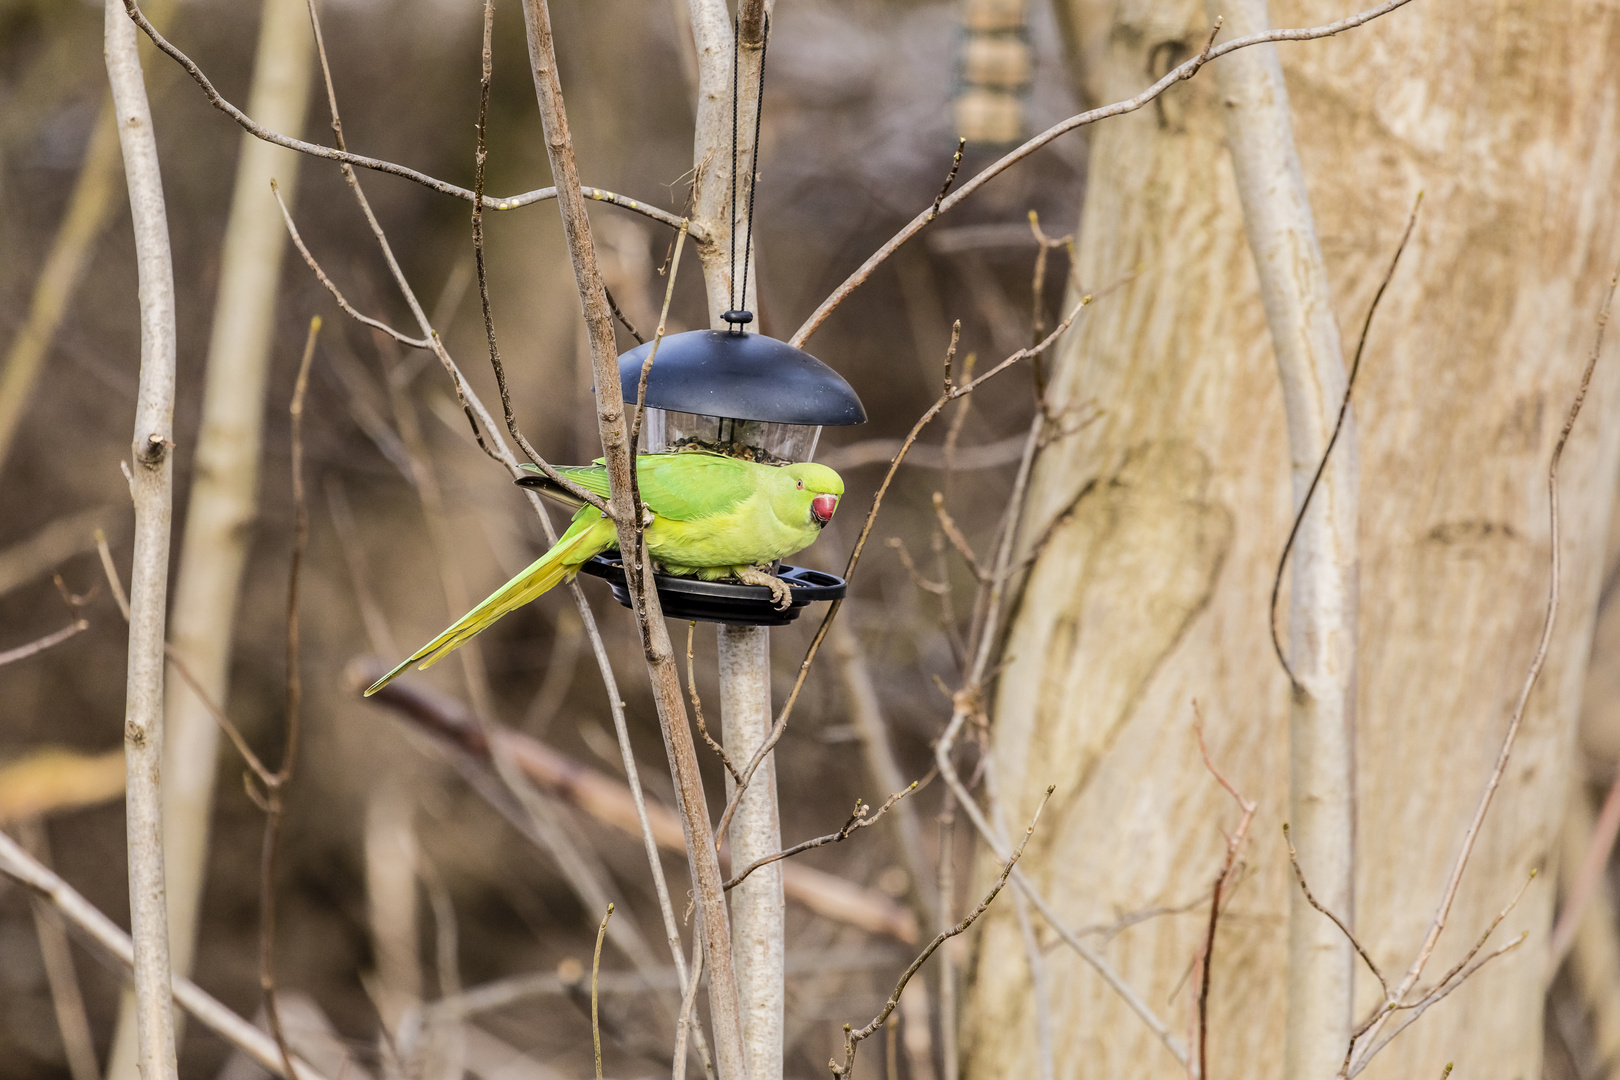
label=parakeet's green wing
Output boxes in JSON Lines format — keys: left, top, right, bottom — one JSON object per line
{"left": 516, "top": 463, "right": 610, "bottom": 510}
{"left": 519, "top": 453, "right": 758, "bottom": 522}
{"left": 635, "top": 453, "right": 757, "bottom": 520}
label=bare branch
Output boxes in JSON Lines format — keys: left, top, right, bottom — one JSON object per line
{"left": 1396, "top": 264, "right": 1615, "bottom": 989}
{"left": 253, "top": 317, "right": 321, "bottom": 1080}
{"left": 932, "top": 493, "right": 988, "bottom": 581}
{"left": 592, "top": 904, "right": 613, "bottom": 1080}
{"left": 462, "top": 0, "right": 609, "bottom": 509}
{"left": 928, "top": 139, "right": 966, "bottom": 221}
{"left": 671, "top": 937, "right": 705, "bottom": 1080}
{"left": 0, "top": 619, "right": 89, "bottom": 668}
{"left": 106, "top": 2, "right": 181, "bottom": 1072}
{"left": 515, "top": 3, "right": 748, "bottom": 1074}
{"left": 1192, "top": 704, "right": 1257, "bottom": 1080}
{"left": 358, "top": 667, "right": 919, "bottom": 943}
{"left": 687, "top": 623, "right": 739, "bottom": 782}
{"left": 270, "top": 181, "right": 429, "bottom": 348}
{"left": 1283, "top": 822, "right": 1388, "bottom": 1001}
{"left": 1549, "top": 756, "right": 1620, "bottom": 972}
{"left": 1346, "top": 934, "right": 1528, "bottom": 1079}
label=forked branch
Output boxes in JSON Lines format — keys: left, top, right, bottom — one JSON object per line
{"left": 725, "top": 783, "right": 920, "bottom": 891}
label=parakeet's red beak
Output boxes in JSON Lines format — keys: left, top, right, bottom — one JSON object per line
{"left": 811, "top": 493, "right": 838, "bottom": 525}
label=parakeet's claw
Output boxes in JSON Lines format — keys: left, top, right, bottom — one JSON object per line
{"left": 734, "top": 565, "right": 794, "bottom": 609}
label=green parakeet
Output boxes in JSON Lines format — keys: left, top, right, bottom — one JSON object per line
{"left": 364, "top": 451, "right": 844, "bottom": 696}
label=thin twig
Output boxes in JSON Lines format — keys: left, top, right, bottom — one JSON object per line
{"left": 687, "top": 623, "right": 740, "bottom": 782}
{"left": 300, "top": 10, "right": 511, "bottom": 475}
{"left": 270, "top": 181, "right": 429, "bottom": 348}
{"left": 118, "top": 0, "right": 703, "bottom": 233}
{"left": 789, "top": 0, "right": 1419, "bottom": 347}
{"left": 604, "top": 287, "right": 646, "bottom": 344}
{"left": 671, "top": 935, "right": 705, "bottom": 1080}
{"left": 1192, "top": 704, "right": 1257, "bottom": 1080}
{"left": 468, "top": 1, "right": 606, "bottom": 507}
{"left": 1401, "top": 871, "right": 1535, "bottom": 1017}
{"left": 830, "top": 787, "right": 1054, "bottom": 1077}
{"left": 936, "top": 707, "right": 1187, "bottom": 1063}
{"left": 359, "top": 670, "right": 919, "bottom": 941}
{"left": 592, "top": 904, "right": 613, "bottom": 1080}
{"left": 932, "top": 493, "right": 988, "bottom": 581}
{"left": 1269, "top": 193, "right": 1420, "bottom": 680}
{"left": 17, "top": 821, "right": 100, "bottom": 1080}
{"left": 628, "top": 223, "right": 689, "bottom": 456}
{"left": 888, "top": 536, "right": 949, "bottom": 595}
{"left": 96, "top": 531, "right": 276, "bottom": 788}
{"left": 256, "top": 317, "right": 321, "bottom": 1080}
{"left": 938, "top": 801, "right": 958, "bottom": 1080}
{"left": 0, "top": 619, "right": 89, "bottom": 668}
{"left": 1283, "top": 823, "right": 1388, "bottom": 1000}
{"left": 1346, "top": 934, "right": 1528, "bottom": 1079}
{"left": 928, "top": 139, "right": 965, "bottom": 221}
{"left": 724, "top": 783, "right": 919, "bottom": 891}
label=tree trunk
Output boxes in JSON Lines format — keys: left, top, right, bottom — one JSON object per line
{"left": 961, "top": 3, "right": 1620, "bottom": 1079}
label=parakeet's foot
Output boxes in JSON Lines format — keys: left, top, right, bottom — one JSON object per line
{"left": 733, "top": 565, "right": 794, "bottom": 609}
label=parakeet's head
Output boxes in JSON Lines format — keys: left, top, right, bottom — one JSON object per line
{"left": 780, "top": 462, "right": 844, "bottom": 528}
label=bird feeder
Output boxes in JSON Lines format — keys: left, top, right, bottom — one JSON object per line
{"left": 564, "top": 323, "right": 865, "bottom": 626}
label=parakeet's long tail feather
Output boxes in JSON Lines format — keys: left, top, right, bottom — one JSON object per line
{"left": 364, "top": 516, "right": 613, "bottom": 696}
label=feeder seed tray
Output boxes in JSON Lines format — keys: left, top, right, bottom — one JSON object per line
{"left": 578, "top": 554, "right": 846, "bottom": 627}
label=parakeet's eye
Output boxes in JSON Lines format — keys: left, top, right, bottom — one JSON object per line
{"left": 796, "top": 480, "right": 804, "bottom": 489}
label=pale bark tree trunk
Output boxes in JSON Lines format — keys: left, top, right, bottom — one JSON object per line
{"left": 961, "top": 3, "right": 1620, "bottom": 1079}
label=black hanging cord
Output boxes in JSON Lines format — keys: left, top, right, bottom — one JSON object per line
{"left": 723, "top": 14, "right": 770, "bottom": 333}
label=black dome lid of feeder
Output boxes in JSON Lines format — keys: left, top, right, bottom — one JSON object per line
{"left": 617, "top": 329, "right": 866, "bottom": 425}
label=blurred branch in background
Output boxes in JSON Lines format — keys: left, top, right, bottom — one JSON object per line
{"left": 1556, "top": 782, "right": 1620, "bottom": 1080}
{"left": 356, "top": 661, "right": 918, "bottom": 943}
{"left": 0, "top": 832, "right": 332, "bottom": 1080}
{"left": 0, "top": 749, "right": 125, "bottom": 825}
{"left": 15, "top": 820, "right": 101, "bottom": 1080}
{"left": 0, "top": 0, "right": 178, "bottom": 476}
{"left": 0, "top": 508, "right": 118, "bottom": 601}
